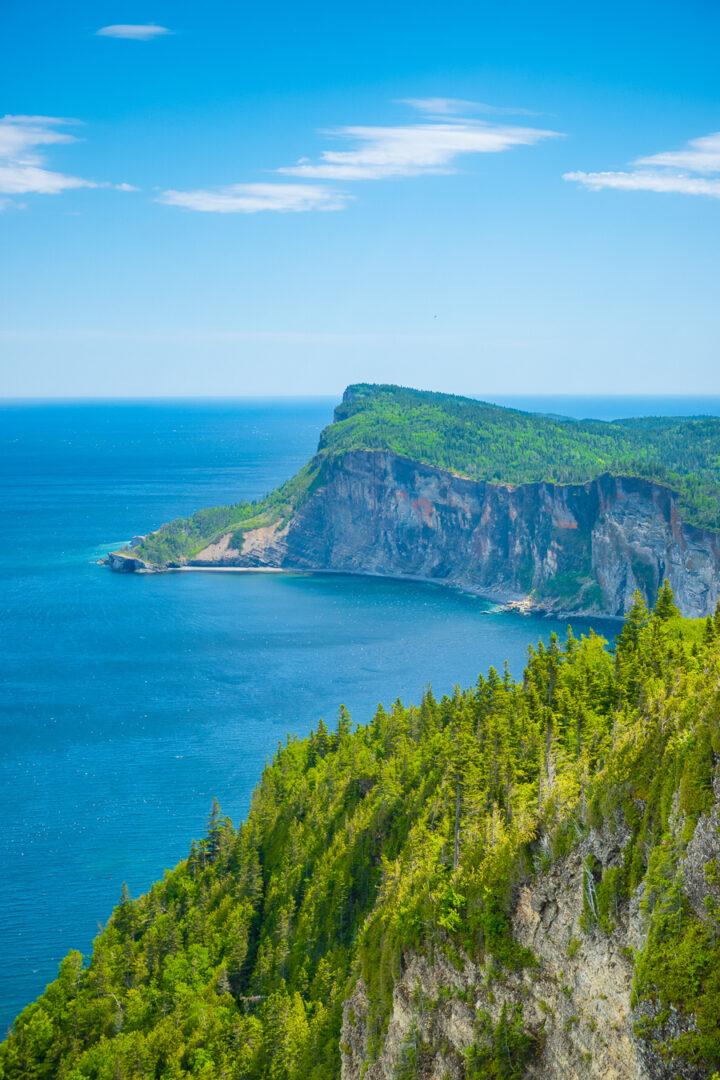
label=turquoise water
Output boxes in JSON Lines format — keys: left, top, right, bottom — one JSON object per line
{"left": 3, "top": 396, "right": 716, "bottom": 1030}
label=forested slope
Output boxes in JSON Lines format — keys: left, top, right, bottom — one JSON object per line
{"left": 129, "top": 384, "right": 720, "bottom": 566}
{"left": 328, "top": 385, "right": 720, "bottom": 529}
{"left": 3, "top": 586, "right": 720, "bottom": 1079}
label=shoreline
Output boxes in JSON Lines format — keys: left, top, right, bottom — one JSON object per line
{"left": 105, "top": 554, "right": 622, "bottom": 623}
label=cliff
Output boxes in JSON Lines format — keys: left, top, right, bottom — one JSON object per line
{"left": 112, "top": 385, "right": 720, "bottom": 617}
{"left": 341, "top": 791, "right": 720, "bottom": 1080}
{"left": 180, "top": 450, "right": 720, "bottom": 618}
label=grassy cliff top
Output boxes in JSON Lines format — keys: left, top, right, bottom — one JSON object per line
{"left": 131, "top": 384, "right": 720, "bottom": 564}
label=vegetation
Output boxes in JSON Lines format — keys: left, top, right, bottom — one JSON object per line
{"left": 132, "top": 461, "right": 322, "bottom": 566}
{"left": 129, "top": 384, "right": 720, "bottom": 565}
{"left": 327, "top": 385, "right": 720, "bottom": 529}
{"left": 3, "top": 586, "right": 720, "bottom": 1078}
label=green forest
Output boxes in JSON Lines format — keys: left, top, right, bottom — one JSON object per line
{"left": 131, "top": 384, "right": 720, "bottom": 565}
{"left": 3, "top": 586, "right": 720, "bottom": 1079}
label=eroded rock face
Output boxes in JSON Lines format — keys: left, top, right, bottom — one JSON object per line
{"left": 340, "top": 816, "right": 714, "bottom": 1080}
{"left": 107, "top": 552, "right": 151, "bottom": 572}
{"left": 191, "top": 451, "right": 720, "bottom": 616}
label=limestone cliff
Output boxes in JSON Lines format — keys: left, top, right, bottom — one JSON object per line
{"left": 181, "top": 450, "right": 720, "bottom": 618}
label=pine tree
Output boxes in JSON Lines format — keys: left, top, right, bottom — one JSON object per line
{"left": 654, "top": 579, "right": 680, "bottom": 620}
{"left": 207, "top": 797, "right": 223, "bottom": 862}
{"left": 314, "top": 718, "right": 331, "bottom": 759}
{"left": 334, "top": 704, "right": 352, "bottom": 745}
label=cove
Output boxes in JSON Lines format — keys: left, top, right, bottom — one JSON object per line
{"left": 0, "top": 399, "right": 626, "bottom": 1028}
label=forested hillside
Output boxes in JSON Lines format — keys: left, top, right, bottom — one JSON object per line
{"left": 3, "top": 585, "right": 720, "bottom": 1079}
{"left": 328, "top": 385, "right": 720, "bottom": 527}
{"left": 131, "top": 384, "right": 720, "bottom": 566}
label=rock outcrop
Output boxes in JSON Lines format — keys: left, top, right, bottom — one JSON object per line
{"left": 340, "top": 794, "right": 720, "bottom": 1080}
{"left": 182, "top": 450, "right": 720, "bottom": 617}
{"left": 107, "top": 551, "right": 152, "bottom": 572}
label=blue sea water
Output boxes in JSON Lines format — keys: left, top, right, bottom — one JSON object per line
{"left": 1, "top": 395, "right": 718, "bottom": 1031}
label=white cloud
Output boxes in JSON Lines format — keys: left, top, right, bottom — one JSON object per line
{"left": 400, "top": 97, "right": 539, "bottom": 117}
{"left": 157, "top": 101, "right": 555, "bottom": 217}
{"left": 0, "top": 114, "right": 79, "bottom": 163}
{"left": 0, "top": 115, "right": 95, "bottom": 202}
{"left": 156, "top": 182, "right": 349, "bottom": 213}
{"left": 96, "top": 24, "right": 171, "bottom": 40}
{"left": 563, "top": 170, "right": 720, "bottom": 198}
{"left": 564, "top": 130, "right": 720, "bottom": 200}
{"left": 0, "top": 163, "right": 96, "bottom": 195}
{"left": 0, "top": 114, "right": 134, "bottom": 205}
{"left": 115, "top": 182, "right": 139, "bottom": 192}
{"left": 635, "top": 131, "right": 720, "bottom": 174}
{"left": 278, "top": 119, "right": 560, "bottom": 181}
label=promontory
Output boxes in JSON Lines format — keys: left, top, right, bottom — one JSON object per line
{"left": 109, "top": 384, "right": 720, "bottom": 618}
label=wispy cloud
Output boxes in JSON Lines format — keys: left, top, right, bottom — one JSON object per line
{"left": 278, "top": 115, "right": 560, "bottom": 181}
{"left": 0, "top": 114, "right": 79, "bottom": 162}
{"left": 636, "top": 131, "right": 720, "bottom": 174}
{"left": 400, "top": 97, "right": 539, "bottom": 117}
{"left": 563, "top": 170, "right": 720, "bottom": 198}
{"left": 157, "top": 99, "right": 555, "bottom": 214}
{"left": 96, "top": 24, "right": 171, "bottom": 40}
{"left": 564, "top": 131, "right": 720, "bottom": 199}
{"left": 0, "top": 115, "right": 94, "bottom": 201}
{"left": 156, "top": 183, "right": 349, "bottom": 213}
{"left": 0, "top": 163, "right": 96, "bottom": 195}
{"left": 0, "top": 115, "right": 137, "bottom": 206}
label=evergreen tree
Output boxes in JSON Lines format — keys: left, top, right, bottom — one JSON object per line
{"left": 334, "top": 704, "right": 352, "bottom": 744}
{"left": 654, "top": 579, "right": 680, "bottom": 620}
{"left": 314, "top": 718, "right": 331, "bottom": 759}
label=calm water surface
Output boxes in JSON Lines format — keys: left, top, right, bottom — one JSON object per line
{"left": 4, "top": 395, "right": 714, "bottom": 1028}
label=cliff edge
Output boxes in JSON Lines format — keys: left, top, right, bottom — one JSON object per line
{"left": 187, "top": 451, "right": 720, "bottom": 618}
{"left": 110, "top": 385, "right": 720, "bottom": 617}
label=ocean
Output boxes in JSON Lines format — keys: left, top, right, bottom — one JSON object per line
{"left": 2, "top": 394, "right": 718, "bottom": 1030}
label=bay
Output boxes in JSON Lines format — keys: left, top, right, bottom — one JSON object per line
{"left": 2, "top": 394, "right": 716, "bottom": 1029}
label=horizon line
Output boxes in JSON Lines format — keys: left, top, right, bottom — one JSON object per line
{"left": 3, "top": 391, "right": 720, "bottom": 403}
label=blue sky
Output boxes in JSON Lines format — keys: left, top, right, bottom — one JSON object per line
{"left": 1, "top": 0, "right": 719, "bottom": 397}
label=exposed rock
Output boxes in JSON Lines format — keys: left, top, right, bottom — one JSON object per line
{"left": 178, "top": 451, "right": 720, "bottom": 617}
{"left": 341, "top": 817, "right": 711, "bottom": 1080}
{"left": 107, "top": 551, "right": 151, "bottom": 572}
{"left": 679, "top": 775, "right": 720, "bottom": 922}
{"left": 192, "top": 520, "right": 289, "bottom": 567}
{"left": 192, "top": 531, "right": 243, "bottom": 564}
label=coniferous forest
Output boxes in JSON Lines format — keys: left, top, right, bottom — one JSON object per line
{"left": 3, "top": 585, "right": 720, "bottom": 1079}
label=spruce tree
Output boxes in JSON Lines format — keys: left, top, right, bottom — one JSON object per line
{"left": 654, "top": 579, "right": 680, "bottom": 620}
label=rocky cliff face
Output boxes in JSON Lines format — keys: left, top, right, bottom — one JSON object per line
{"left": 340, "top": 780, "right": 720, "bottom": 1080}
{"left": 186, "top": 450, "right": 720, "bottom": 617}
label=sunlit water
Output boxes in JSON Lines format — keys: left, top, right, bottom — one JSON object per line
{"left": 4, "top": 395, "right": 714, "bottom": 1028}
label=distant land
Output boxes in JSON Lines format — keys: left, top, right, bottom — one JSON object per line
{"left": 110, "top": 384, "right": 720, "bottom": 618}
